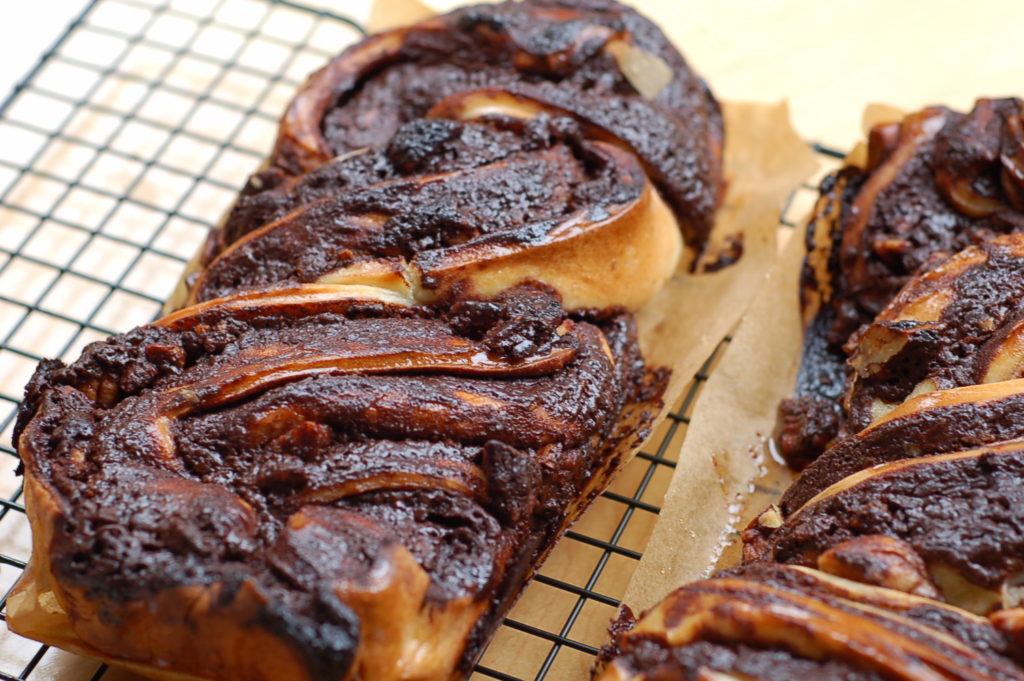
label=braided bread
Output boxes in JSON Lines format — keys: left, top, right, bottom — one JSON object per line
{"left": 599, "top": 100, "right": 1024, "bottom": 680}
{"left": 188, "top": 115, "right": 681, "bottom": 311}
{"left": 746, "top": 232, "right": 1024, "bottom": 616}
{"left": 13, "top": 283, "right": 658, "bottom": 681}
{"left": 8, "top": 1, "right": 724, "bottom": 680}
{"left": 779, "top": 98, "right": 1024, "bottom": 468}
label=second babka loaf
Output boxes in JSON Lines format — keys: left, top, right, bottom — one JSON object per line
{"left": 599, "top": 99, "right": 1024, "bottom": 680}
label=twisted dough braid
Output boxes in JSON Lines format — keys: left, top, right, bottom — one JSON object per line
{"left": 779, "top": 98, "right": 1024, "bottom": 468}
{"left": 598, "top": 564, "right": 1024, "bottom": 681}
{"left": 598, "top": 100, "right": 1024, "bottom": 681}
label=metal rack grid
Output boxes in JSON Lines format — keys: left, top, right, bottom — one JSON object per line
{"left": 0, "top": 1, "right": 844, "bottom": 679}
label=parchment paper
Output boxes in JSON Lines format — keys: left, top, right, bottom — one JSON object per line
{"left": 623, "top": 223, "right": 805, "bottom": 611}
{"left": 634, "top": 101, "right": 816, "bottom": 419}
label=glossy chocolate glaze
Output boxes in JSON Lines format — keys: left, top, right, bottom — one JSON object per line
{"left": 275, "top": 0, "right": 723, "bottom": 255}
{"left": 781, "top": 389, "right": 1024, "bottom": 512}
{"left": 780, "top": 99, "right": 1024, "bottom": 464}
{"left": 775, "top": 393, "right": 841, "bottom": 471}
{"left": 766, "top": 448, "right": 1024, "bottom": 590}
{"left": 736, "top": 564, "right": 1021, "bottom": 661}
{"left": 197, "top": 116, "right": 645, "bottom": 302}
{"left": 16, "top": 283, "right": 657, "bottom": 680}
{"left": 221, "top": 117, "right": 580, "bottom": 254}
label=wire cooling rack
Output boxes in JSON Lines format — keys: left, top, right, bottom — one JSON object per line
{"left": 0, "top": 1, "right": 844, "bottom": 679}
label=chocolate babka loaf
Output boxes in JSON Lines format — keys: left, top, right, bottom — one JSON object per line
{"left": 9, "top": 1, "right": 724, "bottom": 680}
{"left": 12, "top": 283, "right": 660, "bottom": 681}
{"left": 600, "top": 99, "right": 1024, "bottom": 680}
{"left": 779, "top": 98, "right": 1024, "bottom": 467}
